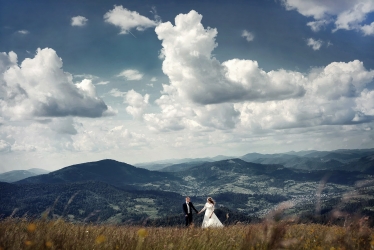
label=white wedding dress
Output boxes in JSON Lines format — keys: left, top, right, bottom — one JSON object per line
{"left": 200, "top": 202, "right": 224, "bottom": 228}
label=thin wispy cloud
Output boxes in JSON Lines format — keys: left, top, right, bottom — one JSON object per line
{"left": 241, "top": 30, "right": 254, "bottom": 42}
{"left": 108, "top": 88, "right": 126, "bottom": 97}
{"left": 281, "top": 0, "right": 374, "bottom": 35}
{"left": 307, "top": 20, "right": 331, "bottom": 32}
{"left": 97, "top": 81, "right": 110, "bottom": 85}
{"left": 74, "top": 74, "right": 98, "bottom": 80}
{"left": 306, "top": 38, "right": 323, "bottom": 50}
{"left": 150, "top": 6, "right": 162, "bottom": 23}
{"left": 17, "top": 30, "right": 29, "bottom": 35}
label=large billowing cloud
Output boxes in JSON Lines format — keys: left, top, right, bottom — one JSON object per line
{"left": 155, "top": 10, "right": 305, "bottom": 105}
{"left": 104, "top": 5, "right": 158, "bottom": 35}
{"left": 281, "top": 0, "right": 374, "bottom": 35}
{"left": 0, "top": 48, "right": 113, "bottom": 120}
{"left": 236, "top": 61, "right": 374, "bottom": 131}
{"left": 142, "top": 10, "right": 374, "bottom": 133}
{"left": 236, "top": 59, "right": 374, "bottom": 129}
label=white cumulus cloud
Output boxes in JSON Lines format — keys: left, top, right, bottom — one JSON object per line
{"left": 236, "top": 60, "right": 374, "bottom": 130}
{"left": 0, "top": 48, "right": 113, "bottom": 120}
{"left": 117, "top": 69, "right": 143, "bottom": 81}
{"left": 125, "top": 90, "right": 149, "bottom": 120}
{"left": 356, "top": 89, "right": 374, "bottom": 116}
{"left": 71, "top": 16, "right": 88, "bottom": 27}
{"left": 155, "top": 10, "right": 305, "bottom": 106}
{"left": 361, "top": 22, "right": 374, "bottom": 36}
{"left": 104, "top": 5, "right": 158, "bottom": 35}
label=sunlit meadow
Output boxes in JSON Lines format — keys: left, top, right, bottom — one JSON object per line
{"left": 1, "top": 217, "right": 373, "bottom": 250}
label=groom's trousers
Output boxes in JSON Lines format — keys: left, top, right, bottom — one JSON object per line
{"left": 185, "top": 213, "right": 193, "bottom": 226}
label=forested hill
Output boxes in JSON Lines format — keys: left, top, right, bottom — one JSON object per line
{"left": 16, "top": 159, "right": 180, "bottom": 188}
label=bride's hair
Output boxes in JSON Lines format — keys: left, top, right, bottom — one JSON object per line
{"left": 207, "top": 197, "right": 215, "bottom": 205}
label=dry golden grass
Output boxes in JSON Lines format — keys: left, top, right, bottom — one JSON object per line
{"left": 0, "top": 218, "right": 373, "bottom": 250}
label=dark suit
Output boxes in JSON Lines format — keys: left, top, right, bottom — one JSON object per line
{"left": 183, "top": 201, "right": 198, "bottom": 226}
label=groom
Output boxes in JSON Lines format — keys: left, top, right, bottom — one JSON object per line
{"left": 183, "top": 196, "right": 198, "bottom": 227}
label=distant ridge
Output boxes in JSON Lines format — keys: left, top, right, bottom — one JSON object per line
{"left": 28, "top": 168, "right": 50, "bottom": 175}
{"left": 240, "top": 149, "right": 374, "bottom": 171}
{"left": 0, "top": 168, "right": 49, "bottom": 183}
{"left": 16, "top": 159, "right": 179, "bottom": 187}
{"left": 159, "top": 161, "right": 208, "bottom": 172}
{"left": 135, "top": 148, "right": 374, "bottom": 171}
{"left": 135, "top": 155, "right": 234, "bottom": 170}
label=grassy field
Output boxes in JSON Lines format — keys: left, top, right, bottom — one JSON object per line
{"left": 0, "top": 218, "right": 373, "bottom": 250}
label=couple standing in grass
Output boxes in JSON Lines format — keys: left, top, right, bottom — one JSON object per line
{"left": 183, "top": 196, "right": 224, "bottom": 228}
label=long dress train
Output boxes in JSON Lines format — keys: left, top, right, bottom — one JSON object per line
{"left": 200, "top": 202, "right": 224, "bottom": 228}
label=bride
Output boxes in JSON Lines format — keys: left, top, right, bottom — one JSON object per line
{"left": 198, "top": 197, "right": 224, "bottom": 228}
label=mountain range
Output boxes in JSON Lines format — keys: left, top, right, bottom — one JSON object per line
{"left": 1, "top": 148, "right": 373, "bottom": 225}
{"left": 137, "top": 148, "right": 374, "bottom": 172}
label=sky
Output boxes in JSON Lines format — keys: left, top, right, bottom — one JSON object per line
{"left": 0, "top": 0, "right": 374, "bottom": 172}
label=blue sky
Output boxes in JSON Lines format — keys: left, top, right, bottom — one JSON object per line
{"left": 0, "top": 0, "right": 374, "bottom": 171}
